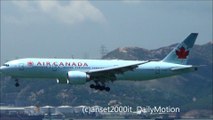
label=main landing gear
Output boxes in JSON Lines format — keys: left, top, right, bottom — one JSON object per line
{"left": 90, "top": 82, "right": 110, "bottom": 92}
{"left": 15, "top": 79, "right": 20, "bottom": 87}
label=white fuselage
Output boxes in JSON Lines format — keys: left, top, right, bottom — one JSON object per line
{"left": 0, "top": 58, "right": 194, "bottom": 82}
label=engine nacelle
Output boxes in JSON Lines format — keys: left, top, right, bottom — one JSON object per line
{"left": 67, "top": 71, "right": 89, "bottom": 85}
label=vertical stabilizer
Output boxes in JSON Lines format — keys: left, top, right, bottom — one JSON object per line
{"left": 162, "top": 33, "right": 198, "bottom": 65}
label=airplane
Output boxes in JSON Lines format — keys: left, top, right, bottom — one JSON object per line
{"left": 0, "top": 33, "right": 198, "bottom": 92}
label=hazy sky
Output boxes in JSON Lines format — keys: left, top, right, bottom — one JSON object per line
{"left": 1, "top": 0, "right": 212, "bottom": 63}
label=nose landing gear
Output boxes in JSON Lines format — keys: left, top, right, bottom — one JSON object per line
{"left": 15, "top": 79, "right": 20, "bottom": 87}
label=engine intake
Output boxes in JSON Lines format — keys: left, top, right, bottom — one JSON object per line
{"left": 67, "top": 71, "right": 89, "bottom": 85}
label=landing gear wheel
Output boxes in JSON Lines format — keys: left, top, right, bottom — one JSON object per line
{"left": 95, "top": 85, "right": 101, "bottom": 90}
{"left": 90, "top": 84, "right": 95, "bottom": 89}
{"left": 15, "top": 79, "right": 20, "bottom": 87}
{"left": 90, "top": 83, "right": 110, "bottom": 92}
{"left": 105, "top": 87, "right": 110, "bottom": 92}
{"left": 99, "top": 86, "right": 105, "bottom": 91}
{"left": 15, "top": 82, "right": 20, "bottom": 87}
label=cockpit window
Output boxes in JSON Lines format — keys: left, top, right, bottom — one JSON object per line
{"left": 3, "top": 64, "right": 9, "bottom": 67}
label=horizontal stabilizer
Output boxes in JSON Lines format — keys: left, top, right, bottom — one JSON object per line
{"left": 171, "top": 65, "right": 198, "bottom": 72}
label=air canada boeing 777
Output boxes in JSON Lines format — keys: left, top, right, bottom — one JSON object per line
{"left": 0, "top": 33, "right": 198, "bottom": 92}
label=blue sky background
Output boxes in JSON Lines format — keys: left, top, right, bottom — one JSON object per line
{"left": 1, "top": 0, "right": 212, "bottom": 62}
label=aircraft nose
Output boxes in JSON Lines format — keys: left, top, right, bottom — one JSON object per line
{"left": 0, "top": 66, "right": 6, "bottom": 73}
{"left": 0, "top": 66, "right": 3, "bottom": 71}
{"left": 0, "top": 66, "right": 3, "bottom": 73}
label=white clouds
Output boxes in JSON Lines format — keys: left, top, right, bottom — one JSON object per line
{"left": 12, "top": 1, "right": 31, "bottom": 9}
{"left": 8, "top": 1, "right": 106, "bottom": 25}
{"left": 38, "top": 1, "right": 58, "bottom": 12}
{"left": 12, "top": 1, "right": 37, "bottom": 12}
{"left": 39, "top": 1, "right": 106, "bottom": 24}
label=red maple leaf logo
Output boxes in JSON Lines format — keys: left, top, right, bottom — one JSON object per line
{"left": 27, "top": 61, "right": 34, "bottom": 66}
{"left": 175, "top": 47, "right": 189, "bottom": 59}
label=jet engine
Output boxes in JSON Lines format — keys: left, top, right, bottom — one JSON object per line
{"left": 67, "top": 71, "right": 90, "bottom": 85}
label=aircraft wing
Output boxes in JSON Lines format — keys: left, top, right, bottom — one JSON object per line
{"left": 86, "top": 60, "right": 150, "bottom": 80}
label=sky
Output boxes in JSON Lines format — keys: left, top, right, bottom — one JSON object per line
{"left": 1, "top": 0, "right": 212, "bottom": 63}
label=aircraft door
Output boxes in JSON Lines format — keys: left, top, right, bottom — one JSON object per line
{"left": 18, "top": 63, "right": 24, "bottom": 71}
{"left": 52, "top": 65, "right": 58, "bottom": 71}
{"left": 155, "top": 66, "right": 160, "bottom": 74}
